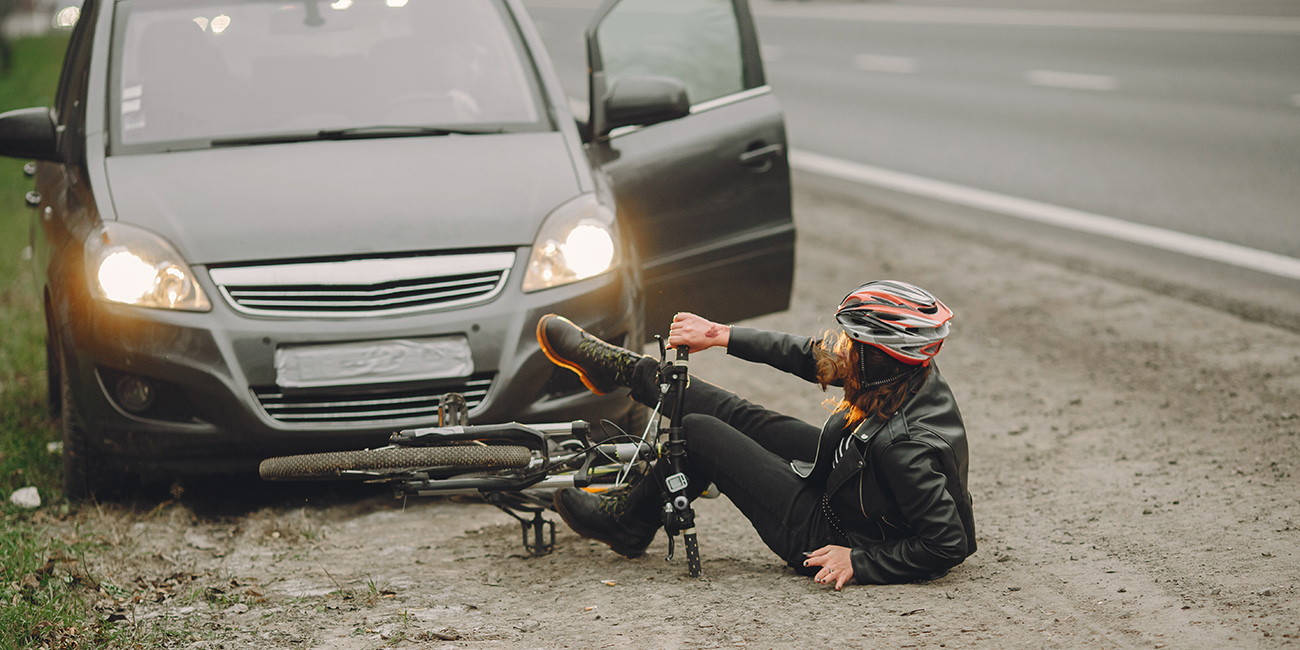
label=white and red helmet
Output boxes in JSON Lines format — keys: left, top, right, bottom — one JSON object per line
{"left": 835, "top": 281, "right": 953, "bottom": 366}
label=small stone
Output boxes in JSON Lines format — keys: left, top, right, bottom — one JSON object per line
{"left": 9, "top": 487, "right": 40, "bottom": 509}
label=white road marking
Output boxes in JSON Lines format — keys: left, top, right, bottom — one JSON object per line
{"left": 521, "top": 1, "right": 1300, "bottom": 35}
{"left": 1026, "top": 70, "right": 1119, "bottom": 91}
{"left": 748, "top": 3, "right": 1300, "bottom": 35}
{"left": 1291, "top": 93, "right": 1300, "bottom": 108}
{"left": 853, "top": 54, "right": 917, "bottom": 74}
{"left": 790, "top": 149, "right": 1300, "bottom": 281}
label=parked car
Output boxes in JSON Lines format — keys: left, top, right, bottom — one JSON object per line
{"left": 0, "top": 0, "right": 794, "bottom": 498}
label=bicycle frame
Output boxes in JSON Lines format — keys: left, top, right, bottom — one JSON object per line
{"left": 259, "top": 338, "right": 703, "bottom": 575}
{"left": 382, "top": 419, "right": 654, "bottom": 555}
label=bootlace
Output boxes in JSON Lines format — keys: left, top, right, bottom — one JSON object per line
{"left": 577, "top": 338, "right": 634, "bottom": 384}
{"left": 596, "top": 487, "right": 631, "bottom": 518}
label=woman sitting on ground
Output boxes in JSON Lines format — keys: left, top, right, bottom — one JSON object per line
{"left": 537, "top": 280, "right": 975, "bottom": 588}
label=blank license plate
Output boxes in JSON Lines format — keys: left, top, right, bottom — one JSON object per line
{"left": 274, "top": 336, "right": 473, "bottom": 389}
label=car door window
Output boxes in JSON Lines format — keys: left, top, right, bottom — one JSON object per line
{"left": 585, "top": 0, "right": 793, "bottom": 332}
{"left": 594, "top": 0, "right": 743, "bottom": 106}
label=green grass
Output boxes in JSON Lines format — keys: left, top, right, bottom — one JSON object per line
{"left": 0, "top": 32, "right": 108, "bottom": 650}
{"left": 1, "top": 33, "right": 193, "bottom": 650}
{"left": 1, "top": 33, "right": 66, "bottom": 502}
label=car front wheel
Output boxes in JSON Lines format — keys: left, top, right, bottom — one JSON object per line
{"left": 58, "top": 342, "right": 131, "bottom": 500}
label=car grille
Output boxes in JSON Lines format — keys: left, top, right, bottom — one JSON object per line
{"left": 208, "top": 252, "right": 515, "bottom": 317}
{"left": 253, "top": 374, "right": 494, "bottom": 425}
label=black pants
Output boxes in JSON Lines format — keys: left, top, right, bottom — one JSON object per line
{"left": 627, "top": 358, "right": 848, "bottom": 571}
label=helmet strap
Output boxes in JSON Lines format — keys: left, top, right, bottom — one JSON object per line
{"left": 857, "top": 342, "right": 924, "bottom": 388}
{"left": 861, "top": 365, "right": 923, "bottom": 388}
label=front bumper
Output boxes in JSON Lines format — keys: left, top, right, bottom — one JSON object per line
{"left": 57, "top": 248, "right": 640, "bottom": 478}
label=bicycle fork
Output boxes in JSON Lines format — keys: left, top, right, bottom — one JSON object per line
{"left": 658, "top": 342, "right": 701, "bottom": 578}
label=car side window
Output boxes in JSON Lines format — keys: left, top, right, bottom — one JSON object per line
{"left": 594, "top": 0, "right": 743, "bottom": 106}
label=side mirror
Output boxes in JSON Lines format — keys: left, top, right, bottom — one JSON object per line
{"left": 0, "top": 107, "right": 61, "bottom": 163}
{"left": 601, "top": 76, "right": 690, "bottom": 136}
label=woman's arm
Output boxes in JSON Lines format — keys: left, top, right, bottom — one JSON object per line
{"left": 849, "top": 441, "right": 972, "bottom": 584}
{"left": 726, "top": 326, "right": 823, "bottom": 383}
{"left": 666, "top": 312, "right": 730, "bottom": 352}
{"left": 667, "top": 313, "right": 824, "bottom": 383}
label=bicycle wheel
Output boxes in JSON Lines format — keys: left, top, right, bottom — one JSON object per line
{"left": 259, "top": 444, "right": 532, "bottom": 481}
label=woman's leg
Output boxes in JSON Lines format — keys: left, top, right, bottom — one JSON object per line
{"left": 627, "top": 357, "right": 820, "bottom": 462}
{"left": 678, "top": 413, "right": 845, "bottom": 568}
{"left": 537, "top": 314, "right": 820, "bottom": 462}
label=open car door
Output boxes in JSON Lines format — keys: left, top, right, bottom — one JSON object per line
{"left": 585, "top": 0, "right": 795, "bottom": 335}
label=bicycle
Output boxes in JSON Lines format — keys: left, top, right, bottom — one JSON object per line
{"left": 258, "top": 338, "right": 705, "bottom": 577}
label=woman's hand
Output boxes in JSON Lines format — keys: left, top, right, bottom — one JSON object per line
{"left": 667, "top": 312, "right": 730, "bottom": 353}
{"left": 804, "top": 545, "right": 854, "bottom": 590}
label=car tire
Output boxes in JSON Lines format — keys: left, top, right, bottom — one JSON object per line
{"left": 45, "top": 304, "right": 60, "bottom": 418}
{"left": 58, "top": 342, "right": 130, "bottom": 501}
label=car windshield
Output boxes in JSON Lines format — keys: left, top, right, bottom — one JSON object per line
{"left": 110, "top": 0, "right": 548, "bottom": 153}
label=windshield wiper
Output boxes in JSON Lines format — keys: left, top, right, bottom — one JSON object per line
{"left": 210, "top": 125, "right": 501, "bottom": 148}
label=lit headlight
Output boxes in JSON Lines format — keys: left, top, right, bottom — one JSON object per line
{"left": 522, "top": 195, "right": 619, "bottom": 292}
{"left": 85, "top": 223, "right": 211, "bottom": 311}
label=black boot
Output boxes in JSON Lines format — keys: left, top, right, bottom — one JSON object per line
{"left": 537, "top": 314, "right": 643, "bottom": 395}
{"left": 553, "top": 483, "right": 661, "bottom": 558}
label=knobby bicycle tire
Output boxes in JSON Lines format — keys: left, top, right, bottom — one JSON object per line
{"left": 259, "top": 445, "right": 532, "bottom": 480}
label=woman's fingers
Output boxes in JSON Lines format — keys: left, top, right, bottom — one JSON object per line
{"left": 805, "top": 546, "right": 853, "bottom": 589}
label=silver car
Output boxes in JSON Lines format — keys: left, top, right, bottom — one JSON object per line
{"left": 0, "top": 0, "right": 794, "bottom": 498}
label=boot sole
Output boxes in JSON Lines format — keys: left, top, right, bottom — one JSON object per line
{"left": 552, "top": 489, "right": 650, "bottom": 559}
{"left": 535, "top": 315, "right": 612, "bottom": 396}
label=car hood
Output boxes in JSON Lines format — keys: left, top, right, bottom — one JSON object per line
{"left": 103, "top": 132, "right": 582, "bottom": 265}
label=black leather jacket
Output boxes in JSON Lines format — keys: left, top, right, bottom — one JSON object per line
{"left": 728, "top": 326, "right": 976, "bottom": 584}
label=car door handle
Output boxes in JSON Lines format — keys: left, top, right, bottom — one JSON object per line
{"left": 738, "top": 143, "right": 784, "bottom": 168}
{"left": 25, "top": 191, "right": 41, "bottom": 208}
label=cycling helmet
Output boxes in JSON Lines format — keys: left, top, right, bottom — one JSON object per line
{"left": 835, "top": 280, "right": 953, "bottom": 366}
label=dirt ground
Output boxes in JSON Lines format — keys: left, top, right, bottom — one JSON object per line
{"left": 42, "top": 186, "right": 1299, "bottom": 649}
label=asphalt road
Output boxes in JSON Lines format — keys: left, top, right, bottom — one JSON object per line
{"left": 524, "top": 0, "right": 1300, "bottom": 323}
{"left": 754, "top": 3, "right": 1300, "bottom": 257}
